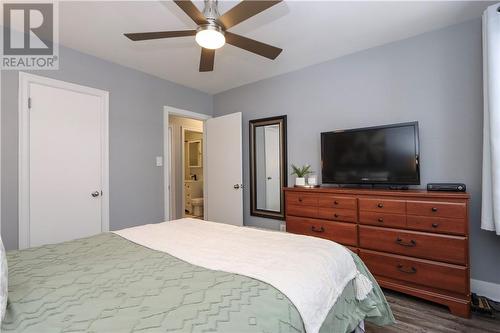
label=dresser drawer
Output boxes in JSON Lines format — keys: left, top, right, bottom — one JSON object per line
{"left": 318, "top": 196, "right": 357, "bottom": 210}
{"left": 407, "top": 201, "right": 466, "bottom": 219}
{"left": 360, "top": 249, "right": 468, "bottom": 294}
{"left": 407, "top": 216, "right": 467, "bottom": 236}
{"left": 286, "top": 204, "right": 318, "bottom": 218}
{"left": 359, "top": 198, "right": 406, "bottom": 214}
{"left": 286, "top": 192, "right": 318, "bottom": 207}
{"left": 359, "top": 226, "right": 466, "bottom": 265}
{"left": 286, "top": 216, "right": 357, "bottom": 246}
{"left": 317, "top": 208, "right": 357, "bottom": 223}
{"left": 359, "top": 211, "right": 406, "bottom": 229}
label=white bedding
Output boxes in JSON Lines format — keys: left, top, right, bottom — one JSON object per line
{"left": 114, "top": 218, "right": 372, "bottom": 333}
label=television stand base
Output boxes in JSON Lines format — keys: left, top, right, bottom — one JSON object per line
{"left": 336, "top": 184, "right": 374, "bottom": 189}
{"left": 373, "top": 184, "right": 409, "bottom": 190}
{"left": 324, "top": 184, "right": 410, "bottom": 190}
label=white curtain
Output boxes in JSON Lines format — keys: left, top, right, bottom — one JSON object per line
{"left": 482, "top": 3, "right": 500, "bottom": 234}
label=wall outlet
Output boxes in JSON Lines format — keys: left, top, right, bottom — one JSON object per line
{"left": 156, "top": 156, "right": 163, "bottom": 167}
{"left": 279, "top": 223, "right": 286, "bottom": 232}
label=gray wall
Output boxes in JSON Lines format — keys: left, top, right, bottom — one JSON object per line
{"left": 1, "top": 45, "right": 213, "bottom": 250}
{"left": 214, "top": 19, "right": 500, "bottom": 285}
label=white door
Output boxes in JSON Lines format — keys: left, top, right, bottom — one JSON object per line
{"left": 23, "top": 76, "right": 108, "bottom": 248}
{"left": 264, "top": 125, "right": 280, "bottom": 211}
{"left": 205, "top": 112, "right": 243, "bottom": 226}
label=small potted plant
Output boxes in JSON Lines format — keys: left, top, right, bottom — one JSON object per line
{"left": 291, "top": 164, "right": 312, "bottom": 186}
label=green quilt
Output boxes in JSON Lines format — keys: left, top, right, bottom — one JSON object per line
{"left": 2, "top": 233, "right": 394, "bottom": 332}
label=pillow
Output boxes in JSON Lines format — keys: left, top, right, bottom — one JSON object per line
{"left": 0, "top": 237, "right": 7, "bottom": 321}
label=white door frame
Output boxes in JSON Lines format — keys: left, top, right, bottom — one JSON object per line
{"left": 163, "top": 106, "right": 211, "bottom": 221}
{"left": 18, "top": 72, "right": 110, "bottom": 249}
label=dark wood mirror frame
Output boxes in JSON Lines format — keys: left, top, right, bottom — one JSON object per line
{"left": 249, "top": 115, "right": 287, "bottom": 220}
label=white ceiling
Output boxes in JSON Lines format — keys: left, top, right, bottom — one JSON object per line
{"left": 59, "top": 1, "right": 493, "bottom": 94}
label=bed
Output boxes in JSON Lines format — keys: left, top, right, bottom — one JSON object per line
{"left": 2, "top": 219, "right": 394, "bottom": 332}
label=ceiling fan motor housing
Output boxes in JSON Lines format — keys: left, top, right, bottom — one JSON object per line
{"left": 202, "top": 0, "right": 221, "bottom": 21}
{"left": 196, "top": 23, "right": 224, "bottom": 36}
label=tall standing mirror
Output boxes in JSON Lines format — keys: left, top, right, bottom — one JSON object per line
{"left": 250, "top": 115, "right": 287, "bottom": 220}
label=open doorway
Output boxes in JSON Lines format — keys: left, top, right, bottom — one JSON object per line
{"left": 170, "top": 116, "right": 204, "bottom": 220}
{"left": 182, "top": 123, "right": 204, "bottom": 219}
{"left": 164, "top": 107, "right": 243, "bottom": 226}
{"left": 164, "top": 107, "right": 210, "bottom": 221}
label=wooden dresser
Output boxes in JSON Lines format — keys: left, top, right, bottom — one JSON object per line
{"left": 284, "top": 187, "right": 470, "bottom": 317}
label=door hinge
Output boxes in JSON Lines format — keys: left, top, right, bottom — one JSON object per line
{"left": 28, "top": 97, "right": 32, "bottom": 109}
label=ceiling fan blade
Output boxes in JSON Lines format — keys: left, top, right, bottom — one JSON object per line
{"left": 173, "top": 0, "right": 208, "bottom": 25}
{"left": 199, "top": 48, "right": 215, "bottom": 72}
{"left": 124, "top": 30, "right": 196, "bottom": 41}
{"left": 225, "top": 32, "right": 282, "bottom": 60}
{"left": 217, "top": 0, "right": 282, "bottom": 30}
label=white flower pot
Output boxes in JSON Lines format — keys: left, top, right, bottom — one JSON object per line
{"left": 295, "top": 177, "right": 306, "bottom": 186}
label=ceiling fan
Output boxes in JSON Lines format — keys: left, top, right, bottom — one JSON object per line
{"left": 124, "top": 0, "right": 283, "bottom": 72}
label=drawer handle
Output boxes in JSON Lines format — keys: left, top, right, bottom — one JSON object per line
{"left": 431, "top": 207, "right": 438, "bottom": 212}
{"left": 396, "top": 238, "right": 417, "bottom": 247}
{"left": 378, "top": 217, "right": 384, "bottom": 223}
{"left": 432, "top": 223, "right": 439, "bottom": 228}
{"left": 334, "top": 201, "right": 339, "bottom": 205}
{"left": 377, "top": 203, "right": 384, "bottom": 208}
{"left": 397, "top": 264, "right": 417, "bottom": 274}
{"left": 311, "top": 226, "right": 325, "bottom": 233}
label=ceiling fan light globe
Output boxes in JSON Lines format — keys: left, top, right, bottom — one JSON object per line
{"left": 195, "top": 26, "right": 225, "bottom": 49}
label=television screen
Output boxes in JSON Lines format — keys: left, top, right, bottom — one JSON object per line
{"left": 321, "top": 122, "right": 420, "bottom": 185}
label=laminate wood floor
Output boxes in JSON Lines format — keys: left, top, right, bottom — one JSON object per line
{"left": 365, "top": 290, "right": 500, "bottom": 333}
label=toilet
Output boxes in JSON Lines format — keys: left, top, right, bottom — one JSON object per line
{"left": 191, "top": 198, "right": 204, "bottom": 217}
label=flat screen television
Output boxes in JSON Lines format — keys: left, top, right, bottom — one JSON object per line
{"left": 321, "top": 122, "right": 420, "bottom": 185}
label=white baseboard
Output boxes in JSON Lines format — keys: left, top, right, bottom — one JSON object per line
{"left": 471, "top": 279, "right": 500, "bottom": 302}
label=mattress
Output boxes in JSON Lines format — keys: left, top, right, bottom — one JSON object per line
{"left": 2, "top": 232, "right": 393, "bottom": 332}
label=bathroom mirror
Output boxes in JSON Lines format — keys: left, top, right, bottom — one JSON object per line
{"left": 188, "top": 140, "right": 202, "bottom": 167}
{"left": 249, "top": 115, "right": 287, "bottom": 220}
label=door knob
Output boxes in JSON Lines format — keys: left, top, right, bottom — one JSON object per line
{"left": 91, "top": 191, "right": 100, "bottom": 197}
{"left": 233, "top": 184, "right": 240, "bottom": 189}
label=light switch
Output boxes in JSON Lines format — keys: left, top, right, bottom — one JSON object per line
{"left": 156, "top": 156, "right": 163, "bottom": 167}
